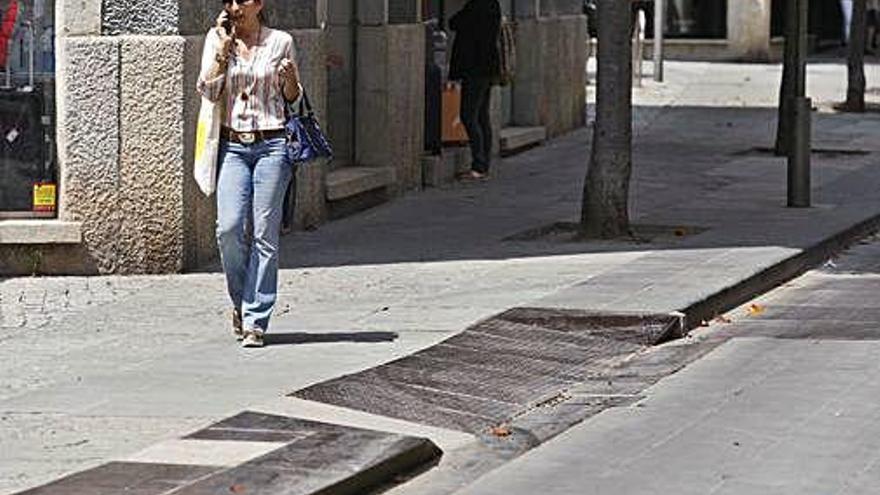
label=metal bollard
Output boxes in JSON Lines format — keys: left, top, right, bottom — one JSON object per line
{"left": 654, "top": 0, "right": 665, "bottom": 82}
{"left": 633, "top": 9, "right": 646, "bottom": 87}
{"left": 787, "top": 96, "right": 811, "bottom": 207}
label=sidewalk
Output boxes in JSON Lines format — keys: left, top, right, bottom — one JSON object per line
{"left": 454, "top": 235, "right": 880, "bottom": 495}
{"left": 3, "top": 59, "right": 880, "bottom": 494}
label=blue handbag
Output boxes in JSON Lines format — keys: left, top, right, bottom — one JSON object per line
{"left": 285, "top": 91, "right": 333, "bottom": 164}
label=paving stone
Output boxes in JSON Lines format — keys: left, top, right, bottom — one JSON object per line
{"left": 14, "top": 462, "right": 220, "bottom": 495}
{"left": 15, "top": 412, "right": 442, "bottom": 495}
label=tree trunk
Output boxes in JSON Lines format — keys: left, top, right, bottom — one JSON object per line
{"left": 775, "top": 0, "right": 797, "bottom": 156}
{"left": 580, "top": 0, "right": 633, "bottom": 239}
{"left": 846, "top": 0, "right": 867, "bottom": 112}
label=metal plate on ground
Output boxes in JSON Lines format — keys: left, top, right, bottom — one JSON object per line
{"left": 15, "top": 412, "right": 441, "bottom": 495}
{"left": 293, "top": 311, "right": 681, "bottom": 435}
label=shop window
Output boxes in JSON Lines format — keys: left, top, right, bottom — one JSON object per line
{"left": 666, "top": 0, "right": 727, "bottom": 39}
{"left": 0, "top": 0, "right": 55, "bottom": 219}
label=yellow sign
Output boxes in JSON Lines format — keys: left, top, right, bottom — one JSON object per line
{"left": 33, "top": 183, "right": 56, "bottom": 212}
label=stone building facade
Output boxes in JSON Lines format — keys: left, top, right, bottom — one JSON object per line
{"left": 0, "top": 0, "right": 587, "bottom": 275}
{"left": 656, "top": 0, "right": 849, "bottom": 62}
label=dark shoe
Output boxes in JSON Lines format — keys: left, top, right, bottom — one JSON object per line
{"left": 232, "top": 309, "right": 244, "bottom": 341}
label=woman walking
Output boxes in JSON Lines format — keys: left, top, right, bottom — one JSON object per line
{"left": 197, "top": 0, "right": 302, "bottom": 347}
{"left": 449, "top": 0, "right": 501, "bottom": 181}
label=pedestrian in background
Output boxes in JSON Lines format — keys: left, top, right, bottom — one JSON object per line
{"left": 449, "top": 0, "right": 501, "bottom": 181}
{"left": 868, "top": 0, "right": 880, "bottom": 53}
{"left": 841, "top": 0, "right": 854, "bottom": 44}
{"left": 197, "top": 0, "right": 302, "bottom": 348}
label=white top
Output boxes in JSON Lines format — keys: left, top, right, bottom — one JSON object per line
{"left": 197, "top": 27, "right": 301, "bottom": 132}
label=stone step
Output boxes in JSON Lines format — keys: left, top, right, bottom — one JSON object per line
{"left": 422, "top": 146, "right": 471, "bottom": 187}
{"left": 325, "top": 167, "right": 394, "bottom": 202}
{"left": 500, "top": 126, "right": 546, "bottom": 154}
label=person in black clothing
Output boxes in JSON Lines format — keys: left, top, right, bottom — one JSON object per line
{"left": 449, "top": 0, "right": 501, "bottom": 180}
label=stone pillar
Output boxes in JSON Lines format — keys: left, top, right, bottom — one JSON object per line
{"left": 512, "top": 3, "right": 546, "bottom": 127}
{"left": 355, "top": 1, "right": 425, "bottom": 192}
{"left": 291, "top": 29, "right": 329, "bottom": 230}
{"left": 56, "top": 35, "right": 123, "bottom": 273}
{"left": 728, "top": 0, "right": 772, "bottom": 61}
{"left": 511, "top": 5, "right": 586, "bottom": 136}
{"left": 514, "top": 0, "right": 541, "bottom": 18}
{"left": 389, "top": 0, "right": 422, "bottom": 24}
{"left": 326, "top": 1, "right": 356, "bottom": 168}
{"left": 359, "top": 0, "right": 389, "bottom": 25}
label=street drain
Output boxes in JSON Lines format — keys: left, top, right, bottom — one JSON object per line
{"left": 292, "top": 310, "right": 682, "bottom": 435}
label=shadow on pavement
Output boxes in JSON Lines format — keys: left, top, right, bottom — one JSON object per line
{"left": 185, "top": 100, "right": 880, "bottom": 275}
{"left": 264, "top": 331, "right": 398, "bottom": 346}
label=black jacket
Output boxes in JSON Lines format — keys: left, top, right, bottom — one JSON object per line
{"left": 448, "top": 0, "right": 501, "bottom": 81}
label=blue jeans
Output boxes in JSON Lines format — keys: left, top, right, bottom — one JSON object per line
{"left": 216, "top": 137, "right": 292, "bottom": 333}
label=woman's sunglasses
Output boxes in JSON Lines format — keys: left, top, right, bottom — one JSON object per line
{"left": 222, "top": 0, "right": 253, "bottom": 5}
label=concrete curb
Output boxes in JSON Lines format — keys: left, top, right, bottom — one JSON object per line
{"left": 317, "top": 437, "right": 442, "bottom": 495}
{"left": 679, "top": 213, "right": 880, "bottom": 332}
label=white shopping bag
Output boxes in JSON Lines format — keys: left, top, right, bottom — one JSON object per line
{"left": 194, "top": 96, "right": 222, "bottom": 196}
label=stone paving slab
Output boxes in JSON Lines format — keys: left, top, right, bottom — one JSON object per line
{"left": 446, "top": 229, "right": 880, "bottom": 495}
{"left": 456, "top": 338, "right": 880, "bottom": 495}
{"left": 293, "top": 312, "right": 679, "bottom": 435}
{"left": 14, "top": 411, "right": 441, "bottom": 495}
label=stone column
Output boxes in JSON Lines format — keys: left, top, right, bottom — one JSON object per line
{"left": 511, "top": 2, "right": 586, "bottom": 135}
{"left": 356, "top": 0, "right": 425, "bottom": 192}
{"left": 389, "top": 0, "right": 422, "bottom": 24}
{"left": 512, "top": 1, "right": 546, "bottom": 127}
{"left": 326, "top": 1, "right": 356, "bottom": 170}
{"left": 728, "top": 0, "right": 772, "bottom": 61}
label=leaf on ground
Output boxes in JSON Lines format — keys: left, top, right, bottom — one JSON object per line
{"left": 747, "top": 303, "right": 765, "bottom": 316}
{"left": 673, "top": 227, "right": 687, "bottom": 237}
{"left": 490, "top": 424, "right": 512, "bottom": 437}
{"left": 230, "top": 484, "right": 247, "bottom": 494}
{"left": 714, "top": 315, "right": 732, "bottom": 324}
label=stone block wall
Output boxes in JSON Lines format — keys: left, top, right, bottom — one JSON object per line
{"left": 56, "top": 36, "right": 123, "bottom": 273}
{"left": 118, "top": 37, "right": 187, "bottom": 273}
{"left": 1, "top": 0, "right": 588, "bottom": 275}
{"left": 325, "top": 22, "right": 355, "bottom": 169}
{"left": 512, "top": 14, "right": 586, "bottom": 137}
{"left": 0, "top": 0, "right": 336, "bottom": 275}
{"left": 356, "top": 24, "right": 425, "bottom": 193}
{"left": 290, "top": 30, "right": 329, "bottom": 229}
{"left": 182, "top": 35, "right": 216, "bottom": 270}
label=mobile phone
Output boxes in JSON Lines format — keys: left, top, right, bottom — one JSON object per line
{"left": 221, "top": 16, "right": 232, "bottom": 35}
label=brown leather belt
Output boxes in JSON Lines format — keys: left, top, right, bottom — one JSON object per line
{"left": 220, "top": 127, "right": 286, "bottom": 145}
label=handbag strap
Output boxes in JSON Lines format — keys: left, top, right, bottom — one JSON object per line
{"left": 297, "top": 91, "right": 314, "bottom": 117}
{"left": 285, "top": 89, "right": 314, "bottom": 118}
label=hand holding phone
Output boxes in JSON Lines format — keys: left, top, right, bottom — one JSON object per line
{"left": 216, "top": 10, "right": 234, "bottom": 38}
{"left": 214, "top": 10, "right": 234, "bottom": 63}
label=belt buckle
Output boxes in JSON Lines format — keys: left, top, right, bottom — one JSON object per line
{"left": 238, "top": 132, "right": 256, "bottom": 144}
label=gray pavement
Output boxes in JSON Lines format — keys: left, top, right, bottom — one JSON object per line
{"left": 3, "top": 58, "right": 880, "bottom": 494}
{"left": 455, "top": 235, "right": 880, "bottom": 495}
